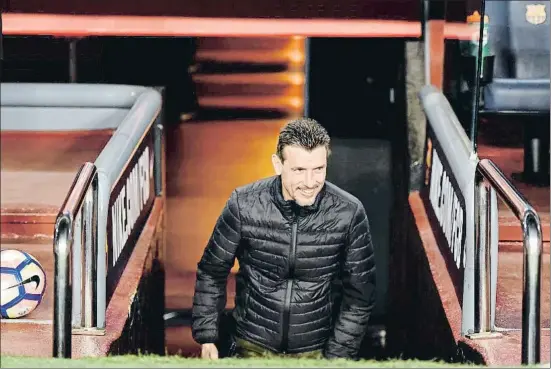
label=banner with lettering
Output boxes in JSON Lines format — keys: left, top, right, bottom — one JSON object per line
{"left": 421, "top": 125, "right": 467, "bottom": 300}
{"left": 106, "top": 128, "right": 156, "bottom": 301}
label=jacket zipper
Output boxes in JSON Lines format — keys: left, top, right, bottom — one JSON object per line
{"left": 281, "top": 219, "right": 298, "bottom": 353}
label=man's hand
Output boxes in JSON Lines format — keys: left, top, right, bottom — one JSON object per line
{"left": 201, "top": 343, "right": 219, "bottom": 359}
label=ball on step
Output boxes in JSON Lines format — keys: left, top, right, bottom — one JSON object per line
{"left": 1, "top": 249, "right": 47, "bottom": 319}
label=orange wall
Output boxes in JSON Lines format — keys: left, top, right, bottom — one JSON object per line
{"left": 165, "top": 120, "right": 290, "bottom": 274}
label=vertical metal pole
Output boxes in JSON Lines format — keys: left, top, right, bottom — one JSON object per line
{"left": 481, "top": 182, "right": 492, "bottom": 332}
{"left": 475, "top": 179, "right": 491, "bottom": 333}
{"left": 489, "top": 187, "right": 499, "bottom": 331}
{"left": 154, "top": 121, "right": 164, "bottom": 196}
{"left": 53, "top": 217, "right": 73, "bottom": 358}
{"left": 79, "top": 208, "right": 86, "bottom": 327}
{"left": 91, "top": 175, "right": 99, "bottom": 326}
{"left": 423, "top": 0, "right": 431, "bottom": 86}
{"left": 95, "top": 177, "right": 108, "bottom": 330}
{"left": 521, "top": 214, "right": 542, "bottom": 365}
{"left": 69, "top": 39, "right": 78, "bottom": 83}
{"left": 469, "top": 0, "right": 486, "bottom": 152}
{"left": 82, "top": 185, "right": 97, "bottom": 328}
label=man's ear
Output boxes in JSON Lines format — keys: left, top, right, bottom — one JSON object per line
{"left": 272, "top": 154, "right": 283, "bottom": 175}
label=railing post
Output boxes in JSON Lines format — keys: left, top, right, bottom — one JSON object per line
{"left": 468, "top": 166, "right": 502, "bottom": 341}
{"left": 53, "top": 216, "right": 73, "bottom": 358}
{"left": 154, "top": 119, "right": 164, "bottom": 197}
{"left": 473, "top": 159, "right": 543, "bottom": 364}
{"left": 475, "top": 179, "right": 491, "bottom": 332}
{"left": 82, "top": 180, "right": 98, "bottom": 328}
{"left": 52, "top": 162, "right": 99, "bottom": 357}
{"left": 521, "top": 213, "right": 542, "bottom": 365}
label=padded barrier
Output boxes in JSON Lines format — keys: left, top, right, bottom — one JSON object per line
{"left": 0, "top": 83, "right": 149, "bottom": 131}
{"left": 419, "top": 85, "right": 499, "bottom": 336}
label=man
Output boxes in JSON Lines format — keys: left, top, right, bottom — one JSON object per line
{"left": 191, "top": 118, "right": 376, "bottom": 360}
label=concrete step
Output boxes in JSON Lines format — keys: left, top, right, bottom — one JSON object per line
{"left": 193, "top": 71, "right": 304, "bottom": 86}
{"left": 193, "top": 71, "right": 304, "bottom": 97}
{"left": 195, "top": 36, "right": 304, "bottom": 67}
{"left": 463, "top": 329, "right": 550, "bottom": 366}
{"left": 195, "top": 49, "right": 304, "bottom": 67}
{"left": 197, "top": 37, "right": 304, "bottom": 51}
{"left": 197, "top": 95, "right": 303, "bottom": 113}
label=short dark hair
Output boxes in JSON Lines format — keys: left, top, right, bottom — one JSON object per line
{"left": 276, "top": 118, "right": 331, "bottom": 161}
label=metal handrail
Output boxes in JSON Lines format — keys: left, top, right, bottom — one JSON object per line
{"left": 53, "top": 162, "right": 99, "bottom": 358}
{"left": 474, "top": 159, "right": 542, "bottom": 365}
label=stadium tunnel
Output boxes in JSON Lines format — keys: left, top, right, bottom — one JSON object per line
{"left": 0, "top": 0, "right": 549, "bottom": 365}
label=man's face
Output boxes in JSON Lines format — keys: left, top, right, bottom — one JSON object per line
{"left": 272, "top": 145, "right": 327, "bottom": 206}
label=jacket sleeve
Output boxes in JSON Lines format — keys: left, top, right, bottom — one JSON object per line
{"left": 191, "top": 190, "right": 242, "bottom": 344}
{"left": 324, "top": 203, "right": 376, "bottom": 359}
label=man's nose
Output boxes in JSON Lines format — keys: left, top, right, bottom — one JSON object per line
{"left": 304, "top": 171, "right": 315, "bottom": 187}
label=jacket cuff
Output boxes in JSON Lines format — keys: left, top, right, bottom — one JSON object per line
{"left": 324, "top": 340, "right": 357, "bottom": 359}
{"left": 192, "top": 330, "right": 218, "bottom": 345}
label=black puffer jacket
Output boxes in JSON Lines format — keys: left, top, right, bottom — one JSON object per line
{"left": 192, "top": 175, "right": 376, "bottom": 358}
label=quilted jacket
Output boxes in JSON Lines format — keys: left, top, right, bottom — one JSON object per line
{"left": 192, "top": 175, "right": 376, "bottom": 358}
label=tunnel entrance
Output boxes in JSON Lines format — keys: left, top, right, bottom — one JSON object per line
{"left": 307, "top": 37, "right": 410, "bottom": 358}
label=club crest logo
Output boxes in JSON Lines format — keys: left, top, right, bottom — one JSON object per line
{"left": 526, "top": 4, "right": 547, "bottom": 25}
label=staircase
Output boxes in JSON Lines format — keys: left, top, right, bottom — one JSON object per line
{"left": 189, "top": 36, "right": 306, "bottom": 119}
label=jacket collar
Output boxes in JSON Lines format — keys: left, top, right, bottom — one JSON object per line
{"left": 270, "top": 175, "right": 326, "bottom": 219}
